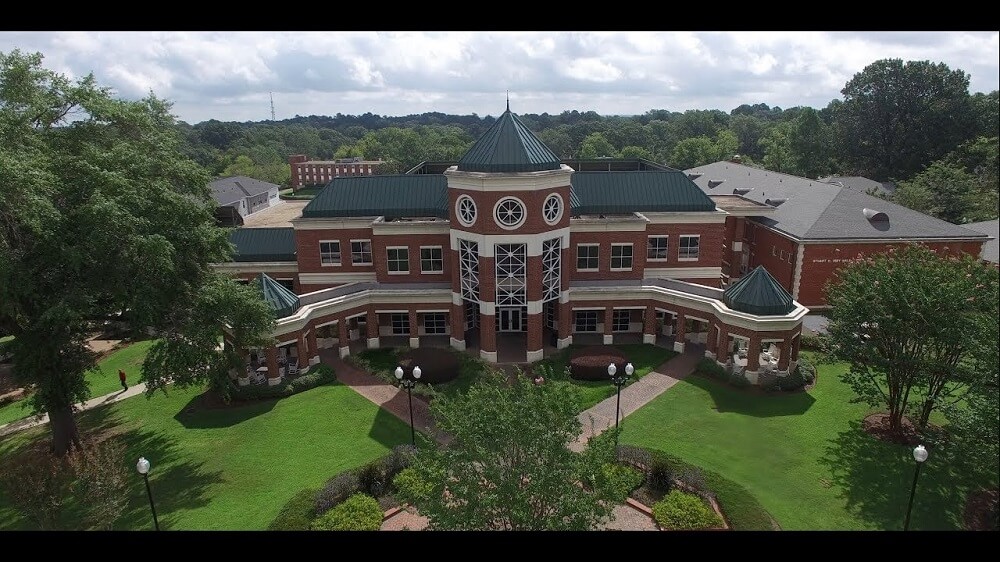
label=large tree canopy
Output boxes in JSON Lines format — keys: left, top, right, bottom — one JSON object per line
{"left": 0, "top": 49, "right": 273, "bottom": 455}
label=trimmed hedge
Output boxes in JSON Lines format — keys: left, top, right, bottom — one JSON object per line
{"left": 652, "top": 490, "right": 723, "bottom": 530}
{"left": 232, "top": 364, "right": 336, "bottom": 401}
{"left": 314, "top": 444, "right": 416, "bottom": 515}
{"left": 311, "top": 493, "right": 383, "bottom": 531}
{"left": 268, "top": 488, "right": 319, "bottom": 531}
{"left": 397, "top": 347, "right": 459, "bottom": 384}
{"left": 598, "top": 463, "right": 645, "bottom": 502}
{"left": 569, "top": 347, "right": 627, "bottom": 381}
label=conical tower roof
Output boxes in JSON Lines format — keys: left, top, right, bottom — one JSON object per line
{"left": 723, "top": 265, "right": 795, "bottom": 316}
{"left": 456, "top": 103, "right": 561, "bottom": 173}
{"left": 257, "top": 273, "right": 301, "bottom": 319}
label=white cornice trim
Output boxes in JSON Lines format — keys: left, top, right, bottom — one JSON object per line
{"left": 641, "top": 210, "right": 729, "bottom": 224}
{"left": 445, "top": 165, "right": 573, "bottom": 192}
{"left": 212, "top": 262, "right": 299, "bottom": 273}
{"left": 298, "top": 272, "right": 378, "bottom": 284}
{"left": 796, "top": 236, "right": 989, "bottom": 244}
{"left": 792, "top": 244, "right": 804, "bottom": 300}
{"left": 371, "top": 219, "right": 450, "bottom": 236}
{"left": 570, "top": 217, "right": 648, "bottom": 232}
{"left": 292, "top": 217, "right": 376, "bottom": 230}
{"left": 450, "top": 228, "right": 570, "bottom": 256}
{"left": 272, "top": 287, "right": 453, "bottom": 336}
{"left": 645, "top": 267, "right": 721, "bottom": 279}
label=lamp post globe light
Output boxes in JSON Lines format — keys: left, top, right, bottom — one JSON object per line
{"left": 903, "top": 444, "right": 929, "bottom": 531}
{"left": 396, "top": 365, "right": 421, "bottom": 446}
{"left": 608, "top": 362, "right": 635, "bottom": 459}
{"left": 136, "top": 456, "right": 160, "bottom": 531}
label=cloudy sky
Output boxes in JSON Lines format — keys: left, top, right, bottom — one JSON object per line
{"left": 1, "top": 31, "right": 997, "bottom": 125}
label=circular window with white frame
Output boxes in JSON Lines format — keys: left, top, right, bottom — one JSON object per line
{"left": 456, "top": 195, "right": 477, "bottom": 227}
{"left": 542, "top": 193, "right": 563, "bottom": 225}
{"left": 494, "top": 196, "right": 526, "bottom": 229}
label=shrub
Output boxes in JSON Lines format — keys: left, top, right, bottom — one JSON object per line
{"left": 697, "top": 358, "right": 728, "bottom": 381}
{"left": 598, "top": 463, "right": 645, "bottom": 502}
{"left": 381, "top": 444, "right": 416, "bottom": 483}
{"left": 675, "top": 467, "right": 708, "bottom": 495}
{"left": 757, "top": 370, "right": 778, "bottom": 390}
{"left": 728, "top": 370, "right": 752, "bottom": 388}
{"left": 311, "top": 493, "right": 383, "bottom": 531}
{"left": 569, "top": 347, "right": 627, "bottom": 381}
{"left": 66, "top": 438, "right": 130, "bottom": 530}
{"left": 0, "top": 448, "right": 72, "bottom": 530}
{"left": 647, "top": 457, "right": 675, "bottom": 493}
{"left": 357, "top": 460, "right": 389, "bottom": 498}
{"left": 799, "top": 332, "right": 828, "bottom": 351}
{"left": 269, "top": 488, "right": 319, "bottom": 530}
{"left": 617, "top": 445, "right": 652, "bottom": 472}
{"left": 652, "top": 491, "right": 723, "bottom": 530}
{"left": 393, "top": 468, "right": 433, "bottom": 504}
{"left": 232, "top": 364, "right": 336, "bottom": 401}
{"left": 315, "top": 471, "right": 360, "bottom": 515}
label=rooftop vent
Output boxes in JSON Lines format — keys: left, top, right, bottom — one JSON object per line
{"left": 863, "top": 208, "right": 888, "bottom": 221}
{"left": 765, "top": 198, "right": 787, "bottom": 207}
{"left": 708, "top": 180, "right": 725, "bottom": 188}
{"left": 687, "top": 173, "right": 703, "bottom": 181}
{"left": 733, "top": 188, "right": 752, "bottom": 196}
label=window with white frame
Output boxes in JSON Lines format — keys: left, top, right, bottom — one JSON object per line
{"left": 387, "top": 247, "right": 409, "bottom": 273}
{"left": 574, "top": 311, "right": 598, "bottom": 332}
{"left": 390, "top": 313, "right": 410, "bottom": 335}
{"left": 495, "top": 243, "right": 527, "bottom": 306}
{"left": 459, "top": 239, "right": 479, "bottom": 300}
{"left": 577, "top": 244, "right": 599, "bottom": 271}
{"left": 541, "top": 238, "right": 561, "bottom": 302}
{"left": 420, "top": 246, "right": 443, "bottom": 273}
{"left": 647, "top": 236, "right": 668, "bottom": 260}
{"left": 678, "top": 235, "right": 700, "bottom": 260}
{"left": 423, "top": 313, "right": 447, "bottom": 335}
{"left": 494, "top": 197, "right": 526, "bottom": 229}
{"left": 456, "top": 195, "right": 477, "bottom": 227}
{"left": 611, "top": 244, "right": 633, "bottom": 270}
{"left": 351, "top": 240, "right": 373, "bottom": 265}
{"left": 612, "top": 310, "right": 631, "bottom": 332}
{"left": 320, "top": 241, "right": 341, "bottom": 266}
{"left": 542, "top": 193, "right": 563, "bottom": 225}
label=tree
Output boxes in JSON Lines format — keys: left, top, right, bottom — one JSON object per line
{"left": 669, "top": 136, "right": 717, "bottom": 169}
{"left": 394, "top": 370, "right": 622, "bottom": 530}
{"left": 0, "top": 449, "right": 71, "bottom": 529}
{"left": 894, "top": 162, "right": 982, "bottom": 224}
{"left": 576, "top": 132, "right": 617, "bottom": 159}
{"left": 66, "top": 437, "right": 130, "bottom": 530}
{"left": 825, "top": 245, "right": 999, "bottom": 437}
{"left": 619, "top": 145, "right": 654, "bottom": 161}
{"left": 834, "top": 59, "right": 973, "bottom": 180}
{"left": 0, "top": 50, "right": 273, "bottom": 455}
{"left": 758, "top": 123, "right": 794, "bottom": 173}
{"left": 788, "top": 107, "right": 831, "bottom": 179}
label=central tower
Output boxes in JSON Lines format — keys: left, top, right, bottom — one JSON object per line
{"left": 444, "top": 106, "right": 573, "bottom": 363}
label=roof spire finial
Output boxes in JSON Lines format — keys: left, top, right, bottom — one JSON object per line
{"left": 506, "top": 90, "right": 510, "bottom": 112}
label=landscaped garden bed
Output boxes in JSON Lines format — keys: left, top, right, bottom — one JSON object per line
{"left": 348, "top": 347, "right": 486, "bottom": 399}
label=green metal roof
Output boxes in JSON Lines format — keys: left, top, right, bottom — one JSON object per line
{"left": 570, "top": 171, "right": 717, "bottom": 214}
{"left": 228, "top": 227, "right": 296, "bottom": 262}
{"left": 456, "top": 107, "right": 562, "bottom": 173}
{"left": 723, "top": 266, "right": 795, "bottom": 316}
{"left": 258, "top": 273, "right": 301, "bottom": 319}
{"left": 301, "top": 175, "right": 449, "bottom": 219}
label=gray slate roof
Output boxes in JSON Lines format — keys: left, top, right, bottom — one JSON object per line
{"left": 228, "top": 227, "right": 296, "bottom": 262}
{"left": 209, "top": 176, "right": 280, "bottom": 206}
{"left": 962, "top": 219, "right": 999, "bottom": 263}
{"left": 818, "top": 175, "right": 896, "bottom": 196}
{"left": 686, "top": 162, "right": 989, "bottom": 242}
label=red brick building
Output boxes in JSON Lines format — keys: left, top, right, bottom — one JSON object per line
{"left": 685, "top": 161, "right": 992, "bottom": 309}
{"left": 288, "top": 155, "right": 385, "bottom": 190}
{"left": 219, "top": 108, "right": 810, "bottom": 386}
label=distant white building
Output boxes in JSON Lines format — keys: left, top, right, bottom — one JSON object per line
{"left": 210, "top": 176, "right": 281, "bottom": 225}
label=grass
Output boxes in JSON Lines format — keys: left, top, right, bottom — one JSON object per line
{"left": 279, "top": 187, "right": 322, "bottom": 200}
{"left": 0, "top": 379, "right": 412, "bottom": 530}
{"left": 349, "top": 347, "right": 488, "bottom": 400}
{"left": 533, "top": 344, "right": 677, "bottom": 411}
{"left": 620, "top": 353, "right": 997, "bottom": 530}
{"left": 0, "top": 340, "right": 156, "bottom": 426}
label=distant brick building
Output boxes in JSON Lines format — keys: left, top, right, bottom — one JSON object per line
{"left": 686, "top": 161, "right": 991, "bottom": 308}
{"left": 218, "top": 108, "right": 812, "bottom": 387}
{"left": 288, "top": 155, "right": 385, "bottom": 190}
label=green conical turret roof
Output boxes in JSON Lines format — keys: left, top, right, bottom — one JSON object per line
{"left": 723, "top": 266, "right": 795, "bottom": 316}
{"left": 257, "top": 273, "right": 301, "bottom": 319}
{"left": 456, "top": 104, "right": 562, "bottom": 173}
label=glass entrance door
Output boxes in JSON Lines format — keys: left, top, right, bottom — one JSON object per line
{"left": 499, "top": 307, "right": 522, "bottom": 332}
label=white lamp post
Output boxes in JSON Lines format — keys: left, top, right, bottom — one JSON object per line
{"left": 903, "top": 444, "right": 929, "bottom": 530}
{"left": 396, "top": 365, "right": 422, "bottom": 446}
{"left": 609, "top": 362, "right": 635, "bottom": 460}
{"left": 136, "top": 456, "right": 160, "bottom": 531}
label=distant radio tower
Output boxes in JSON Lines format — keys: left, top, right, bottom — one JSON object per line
{"left": 270, "top": 92, "right": 275, "bottom": 121}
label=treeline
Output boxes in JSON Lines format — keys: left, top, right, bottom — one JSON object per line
{"left": 178, "top": 59, "right": 999, "bottom": 224}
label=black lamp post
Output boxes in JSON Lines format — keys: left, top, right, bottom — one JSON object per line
{"left": 395, "top": 365, "right": 422, "bottom": 446}
{"left": 608, "top": 361, "right": 635, "bottom": 459}
{"left": 903, "top": 444, "right": 929, "bottom": 531}
{"left": 136, "top": 456, "right": 160, "bottom": 531}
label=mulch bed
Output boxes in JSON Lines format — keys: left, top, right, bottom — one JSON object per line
{"left": 963, "top": 488, "right": 999, "bottom": 531}
{"left": 569, "top": 346, "right": 627, "bottom": 381}
{"left": 861, "top": 412, "right": 924, "bottom": 445}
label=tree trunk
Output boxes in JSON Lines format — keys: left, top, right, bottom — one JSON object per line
{"left": 918, "top": 399, "right": 934, "bottom": 430}
{"left": 49, "top": 406, "right": 83, "bottom": 456}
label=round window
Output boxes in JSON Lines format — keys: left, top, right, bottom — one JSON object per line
{"left": 456, "top": 195, "right": 477, "bottom": 227}
{"left": 543, "top": 193, "right": 563, "bottom": 225}
{"left": 494, "top": 197, "right": 526, "bottom": 229}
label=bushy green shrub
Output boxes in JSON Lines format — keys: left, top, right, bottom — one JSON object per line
{"left": 393, "top": 468, "right": 433, "bottom": 504}
{"left": 315, "top": 471, "right": 360, "bottom": 515}
{"left": 675, "top": 467, "right": 707, "bottom": 494}
{"left": 772, "top": 360, "right": 816, "bottom": 391}
{"left": 757, "top": 370, "right": 778, "bottom": 390}
{"left": 617, "top": 445, "right": 652, "bottom": 472}
{"left": 652, "top": 491, "right": 723, "bottom": 530}
{"left": 598, "top": 463, "right": 645, "bottom": 502}
{"left": 232, "top": 364, "right": 336, "bottom": 401}
{"left": 357, "top": 460, "right": 389, "bottom": 498}
{"left": 381, "top": 444, "right": 416, "bottom": 482}
{"left": 728, "top": 370, "right": 752, "bottom": 387}
{"left": 311, "top": 493, "right": 383, "bottom": 531}
{"left": 269, "top": 488, "right": 318, "bottom": 530}
{"left": 647, "top": 457, "right": 675, "bottom": 492}
{"left": 799, "top": 332, "right": 828, "bottom": 351}
{"left": 697, "top": 358, "right": 728, "bottom": 381}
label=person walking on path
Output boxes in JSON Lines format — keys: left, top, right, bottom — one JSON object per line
{"left": 118, "top": 369, "right": 128, "bottom": 391}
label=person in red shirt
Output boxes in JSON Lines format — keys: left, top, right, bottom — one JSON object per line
{"left": 119, "top": 369, "right": 128, "bottom": 391}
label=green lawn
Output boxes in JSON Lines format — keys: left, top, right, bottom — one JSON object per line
{"left": 349, "top": 347, "right": 488, "bottom": 400}
{"left": 533, "top": 344, "right": 677, "bottom": 411}
{"left": 0, "top": 379, "right": 412, "bottom": 530}
{"left": 620, "top": 355, "right": 996, "bottom": 530}
{"left": 0, "top": 340, "right": 156, "bottom": 426}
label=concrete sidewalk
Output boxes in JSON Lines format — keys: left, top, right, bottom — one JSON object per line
{"left": 0, "top": 382, "right": 148, "bottom": 438}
